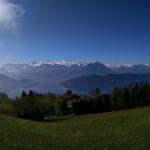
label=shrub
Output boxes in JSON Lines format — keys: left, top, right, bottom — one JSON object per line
{"left": 14, "top": 94, "right": 55, "bottom": 120}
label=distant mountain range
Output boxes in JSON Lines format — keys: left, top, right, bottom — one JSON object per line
{"left": 0, "top": 60, "right": 150, "bottom": 97}
{"left": 107, "top": 64, "right": 150, "bottom": 74}
{"left": 1, "top": 61, "right": 150, "bottom": 78}
{"left": 0, "top": 61, "right": 115, "bottom": 82}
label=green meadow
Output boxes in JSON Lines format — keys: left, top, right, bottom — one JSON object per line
{"left": 0, "top": 105, "right": 150, "bottom": 150}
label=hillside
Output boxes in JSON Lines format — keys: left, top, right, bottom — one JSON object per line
{"left": 1, "top": 106, "right": 150, "bottom": 150}
{"left": 62, "top": 73, "right": 150, "bottom": 93}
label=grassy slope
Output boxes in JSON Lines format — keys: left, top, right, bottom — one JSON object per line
{"left": 1, "top": 107, "right": 150, "bottom": 150}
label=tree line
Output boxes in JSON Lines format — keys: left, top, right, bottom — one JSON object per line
{"left": 13, "top": 82, "right": 150, "bottom": 120}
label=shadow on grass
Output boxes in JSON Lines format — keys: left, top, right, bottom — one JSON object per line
{"left": 42, "top": 116, "right": 73, "bottom": 123}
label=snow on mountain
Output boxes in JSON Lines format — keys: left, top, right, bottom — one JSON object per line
{"left": 31, "top": 60, "right": 86, "bottom": 67}
{"left": 106, "top": 64, "right": 150, "bottom": 69}
{"left": 1, "top": 61, "right": 150, "bottom": 75}
{"left": 30, "top": 61, "right": 150, "bottom": 69}
{"left": 106, "top": 64, "right": 150, "bottom": 74}
{"left": 105, "top": 64, "right": 133, "bottom": 69}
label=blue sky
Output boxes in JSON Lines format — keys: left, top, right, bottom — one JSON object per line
{"left": 0, "top": 0, "right": 150, "bottom": 64}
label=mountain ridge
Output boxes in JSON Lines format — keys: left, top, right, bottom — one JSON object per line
{"left": 62, "top": 73, "right": 150, "bottom": 94}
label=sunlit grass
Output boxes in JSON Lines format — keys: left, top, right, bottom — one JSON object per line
{"left": 0, "top": 106, "right": 150, "bottom": 150}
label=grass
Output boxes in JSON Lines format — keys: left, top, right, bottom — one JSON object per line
{"left": 0, "top": 106, "right": 150, "bottom": 150}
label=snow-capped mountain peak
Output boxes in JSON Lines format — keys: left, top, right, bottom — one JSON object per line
{"left": 31, "top": 60, "right": 86, "bottom": 67}
{"left": 105, "top": 64, "right": 150, "bottom": 69}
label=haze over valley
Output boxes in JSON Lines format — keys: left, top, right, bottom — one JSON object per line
{"left": 0, "top": 61, "right": 150, "bottom": 97}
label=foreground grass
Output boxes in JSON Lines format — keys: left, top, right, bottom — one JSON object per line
{"left": 1, "top": 107, "right": 150, "bottom": 150}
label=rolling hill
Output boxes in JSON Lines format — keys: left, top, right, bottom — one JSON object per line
{"left": 0, "top": 106, "right": 150, "bottom": 150}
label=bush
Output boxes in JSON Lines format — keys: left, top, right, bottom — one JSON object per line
{"left": 14, "top": 94, "right": 55, "bottom": 120}
{"left": 0, "top": 104, "right": 16, "bottom": 116}
{"left": 59, "top": 101, "right": 68, "bottom": 115}
{"left": 0, "top": 99, "right": 16, "bottom": 116}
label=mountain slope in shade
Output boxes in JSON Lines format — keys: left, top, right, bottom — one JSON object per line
{"left": 62, "top": 73, "right": 150, "bottom": 93}
{"left": 0, "top": 74, "right": 37, "bottom": 97}
{"left": 77, "top": 62, "right": 115, "bottom": 76}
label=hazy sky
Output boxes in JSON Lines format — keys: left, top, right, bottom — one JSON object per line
{"left": 0, "top": 0, "right": 150, "bottom": 64}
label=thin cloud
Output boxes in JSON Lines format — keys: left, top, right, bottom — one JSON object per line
{"left": 0, "top": 0, "right": 25, "bottom": 32}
